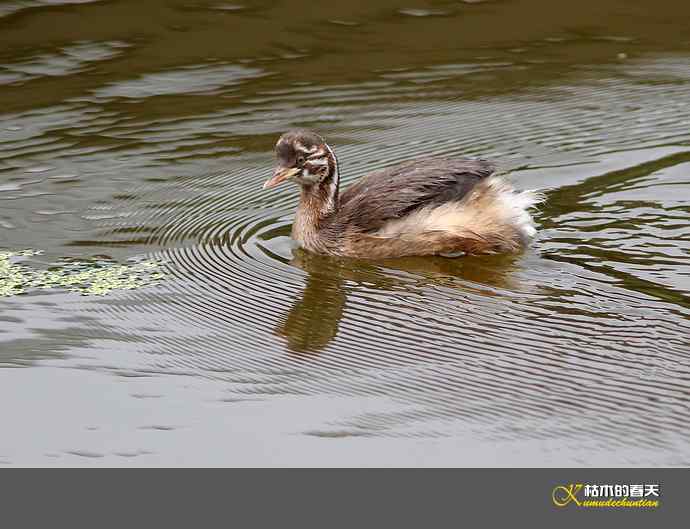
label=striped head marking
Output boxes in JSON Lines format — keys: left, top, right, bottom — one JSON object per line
{"left": 266, "top": 130, "right": 339, "bottom": 193}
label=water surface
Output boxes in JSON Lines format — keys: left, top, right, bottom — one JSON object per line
{"left": 1, "top": 0, "right": 689, "bottom": 466}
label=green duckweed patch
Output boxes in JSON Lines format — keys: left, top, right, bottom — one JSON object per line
{"left": 0, "top": 250, "right": 165, "bottom": 297}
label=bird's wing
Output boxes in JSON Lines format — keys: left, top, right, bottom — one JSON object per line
{"left": 338, "top": 158, "right": 495, "bottom": 232}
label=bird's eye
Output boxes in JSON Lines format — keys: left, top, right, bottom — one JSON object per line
{"left": 297, "top": 155, "right": 305, "bottom": 165}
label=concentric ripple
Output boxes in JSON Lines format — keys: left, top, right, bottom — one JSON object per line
{"left": 71, "top": 55, "right": 690, "bottom": 457}
{"left": 2, "top": 0, "right": 690, "bottom": 465}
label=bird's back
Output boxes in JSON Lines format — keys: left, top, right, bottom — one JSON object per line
{"left": 337, "top": 157, "right": 495, "bottom": 232}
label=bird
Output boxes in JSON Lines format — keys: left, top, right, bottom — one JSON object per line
{"left": 263, "top": 130, "right": 543, "bottom": 259}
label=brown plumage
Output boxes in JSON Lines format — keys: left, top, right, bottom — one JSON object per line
{"left": 264, "top": 130, "right": 543, "bottom": 259}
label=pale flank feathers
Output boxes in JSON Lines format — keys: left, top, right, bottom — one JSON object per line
{"left": 374, "top": 177, "right": 544, "bottom": 253}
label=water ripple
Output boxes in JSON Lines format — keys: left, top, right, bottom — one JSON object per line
{"left": 2, "top": 28, "right": 690, "bottom": 463}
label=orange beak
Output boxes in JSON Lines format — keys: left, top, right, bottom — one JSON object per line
{"left": 263, "top": 166, "right": 299, "bottom": 189}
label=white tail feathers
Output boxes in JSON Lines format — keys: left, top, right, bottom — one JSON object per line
{"left": 375, "top": 177, "right": 544, "bottom": 252}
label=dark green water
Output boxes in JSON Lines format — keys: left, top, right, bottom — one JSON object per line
{"left": 1, "top": 0, "right": 689, "bottom": 466}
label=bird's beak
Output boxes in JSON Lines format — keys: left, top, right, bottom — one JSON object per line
{"left": 263, "top": 166, "right": 299, "bottom": 189}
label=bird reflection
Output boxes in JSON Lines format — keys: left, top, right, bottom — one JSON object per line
{"left": 274, "top": 251, "right": 347, "bottom": 354}
{"left": 275, "top": 248, "right": 524, "bottom": 355}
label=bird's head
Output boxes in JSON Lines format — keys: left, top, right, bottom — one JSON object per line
{"left": 264, "top": 130, "right": 338, "bottom": 191}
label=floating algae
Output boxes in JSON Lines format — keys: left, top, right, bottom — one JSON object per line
{"left": 0, "top": 250, "right": 165, "bottom": 297}
{"left": 0, "top": 250, "right": 33, "bottom": 297}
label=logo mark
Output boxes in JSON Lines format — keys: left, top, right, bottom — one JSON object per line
{"left": 552, "top": 482, "right": 660, "bottom": 508}
{"left": 552, "top": 484, "right": 583, "bottom": 507}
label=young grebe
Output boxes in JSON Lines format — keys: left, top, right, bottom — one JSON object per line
{"left": 263, "top": 130, "right": 543, "bottom": 259}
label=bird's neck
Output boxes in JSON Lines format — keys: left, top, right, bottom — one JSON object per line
{"left": 293, "top": 146, "right": 340, "bottom": 248}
